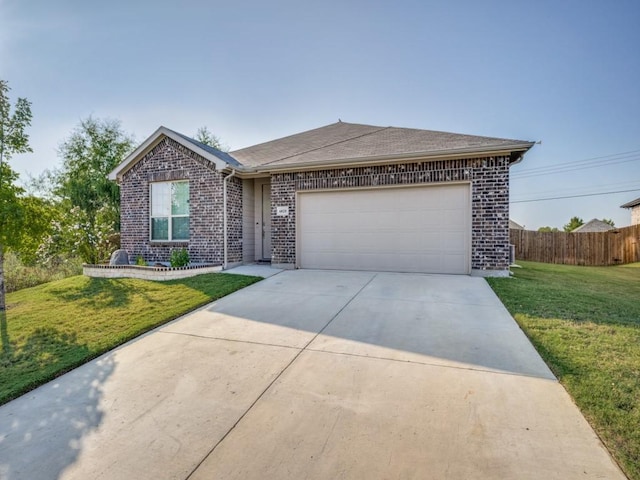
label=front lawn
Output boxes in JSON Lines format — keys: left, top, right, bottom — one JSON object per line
{"left": 0, "top": 273, "right": 261, "bottom": 405}
{"left": 487, "top": 261, "right": 640, "bottom": 480}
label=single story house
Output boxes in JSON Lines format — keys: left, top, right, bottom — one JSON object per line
{"left": 571, "top": 218, "right": 615, "bottom": 233}
{"left": 620, "top": 196, "right": 640, "bottom": 225}
{"left": 509, "top": 219, "right": 524, "bottom": 230}
{"left": 109, "top": 122, "right": 534, "bottom": 277}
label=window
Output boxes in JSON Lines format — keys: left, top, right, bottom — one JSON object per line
{"left": 150, "top": 181, "right": 189, "bottom": 241}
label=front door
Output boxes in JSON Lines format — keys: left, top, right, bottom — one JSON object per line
{"left": 261, "top": 184, "right": 272, "bottom": 260}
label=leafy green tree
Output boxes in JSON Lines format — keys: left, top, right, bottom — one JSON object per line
{"left": 563, "top": 216, "right": 584, "bottom": 232}
{"left": 538, "top": 226, "right": 560, "bottom": 232}
{"left": 0, "top": 80, "right": 33, "bottom": 312}
{"left": 39, "top": 204, "right": 119, "bottom": 264}
{"left": 14, "top": 196, "right": 59, "bottom": 264}
{"left": 194, "top": 126, "right": 227, "bottom": 151}
{"left": 42, "top": 117, "right": 134, "bottom": 263}
{"left": 56, "top": 117, "right": 134, "bottom": 226}
{"left": 602, "top": 218, "right": 615, "bottom": 227}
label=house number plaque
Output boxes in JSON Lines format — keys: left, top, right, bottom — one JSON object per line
{"left": 276, "top": 206, "right": 289, "bottom": 216}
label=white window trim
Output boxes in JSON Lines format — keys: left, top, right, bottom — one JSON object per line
{"left": 149, "top": 180, "right": 190, "bottom": 242}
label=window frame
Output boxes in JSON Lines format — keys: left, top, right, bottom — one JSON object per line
{"left": 149, "top": 180, "right": 190, "bottom": 242}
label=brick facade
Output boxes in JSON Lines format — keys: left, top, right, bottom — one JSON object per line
{"left": 120, "top": 138, "right": 510, "bottom": 272}
{"left": 226, "top": 176, "right": 243, "bottom": 263}
{"left": 120, "top": 138, "right": 242, "bottom": 265}
{"left": 270, "top": 156, "right": 510, "bottom": 271}
{"left": 270, "top": 175, "right": 296, "bottom": 266}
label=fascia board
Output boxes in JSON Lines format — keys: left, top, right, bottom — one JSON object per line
{"left": 108, "top": 126, "right": 231, "bottom": 182}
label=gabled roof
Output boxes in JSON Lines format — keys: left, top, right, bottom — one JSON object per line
{"left": 509, "top": 219, "right": 524, "bottom": 230}
{"left": 170, "top": 129, "right": 240, "bottom": 167}
{"left": 230, "top": 122, "right": 534, "bottom": 168}
{"left": 572, "top": 218, "right": 615, "bottom": 233}
{"left": 108, "top": 126, "right": 240, "bottom": 181}
{"left": 620, "top": 196, "right": 640, "bottom": 209}
{"left": 109, "top": 121, "right": 535, "bottom": 181}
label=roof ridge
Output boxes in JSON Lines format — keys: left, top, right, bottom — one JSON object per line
{"left": 258, "top": 125, "right": 390, "bottom": 166}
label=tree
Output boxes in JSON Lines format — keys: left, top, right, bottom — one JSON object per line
{"left": 194, "top": 126, "right": 227, "bottom": 151}
{"left": 538, "top": 226, "right": 559, "bottom": 233}
{"left": 56, "top": 117, "right": 134, "bottom": 224}
{"left": 563, "top": 216, "right": 584, "bottom": 232}
{"left": 602, "top": 218, "right": 615, "bottom": 227}
{"left": 0, "top": 79, "right": 33, "bottom": 312}
{"left": 13, "top": 196, "right": 59, "bottom": 264}
{"left": 38, "top": 204, "right": 119, "bottom": 264}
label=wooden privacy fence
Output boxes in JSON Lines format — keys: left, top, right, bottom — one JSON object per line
{"left": 510, "top": 225, "right": 640, "bottom": 266}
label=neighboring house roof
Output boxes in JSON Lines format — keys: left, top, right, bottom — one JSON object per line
{"left": 110, "top": 121, "right": 535, "bottom": 181}
{"left": 571, "top": 218, "right": 615, "bottom": 233}
{"left": 509, "top": 219, "right": 524, "bottom": 230}
{"left": 230, "top": 121, "right": 534, "bottom": 168}
{"left": 620, "top": 196, "right": 640, "bottom": 209}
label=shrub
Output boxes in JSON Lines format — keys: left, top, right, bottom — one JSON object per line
{"left": 135, "top": 255, "right": 147, "bottom": 266}
{"left": 169, "top": 248, "right": 189, "bottom": 268}
{"left": 4, "top": 251, "right": 83, "bottom": 293}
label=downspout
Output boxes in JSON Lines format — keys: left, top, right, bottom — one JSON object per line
{"left": 222, "top": 168, "right": 237, "bottom": 269}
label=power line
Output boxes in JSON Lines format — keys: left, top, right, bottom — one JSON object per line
{"left": 510, "top": 179, "right": 640, "bottom": 200}
{"left": 513, "top": 157, "right": 640, "bottom": 179}
{"left": 511, "top": 187, "right": 640, "bottom": 204}
{"left": 514, "top": 148, "right": 640, "bottom": 173}
{"left": 512, "top": 152, "right": 640, "bottom": 179}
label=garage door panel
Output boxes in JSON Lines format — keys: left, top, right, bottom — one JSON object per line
{"left": 298, "top": 185, "right": 470, "bottom": 274}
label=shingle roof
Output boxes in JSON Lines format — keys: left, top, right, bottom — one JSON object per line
{"left": 572, "top": 219, "right": 615, "bottom": 233}
{"left": 170, "top": 129, "right": 242, "bottom": 167}
{"left": 620, "top": 196, "right": 640, "bottom": 209}
{"left": 230, "top": 122, "right": 533, "bottom": 168}
{"left": 109, "top": 121, "right": 535, "bottom": 182}
{"left": 509, "top": 219, "right": 524, "bottom": 230}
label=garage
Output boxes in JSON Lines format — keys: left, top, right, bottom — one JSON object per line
{"left": 297, "top": 183, "right": 471, "bottom": 274}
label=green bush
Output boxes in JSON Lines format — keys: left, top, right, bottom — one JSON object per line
{"left": 169, "top": 248, "right": 189, "bottom": 268}
{"left": 135, "top": 255, "right": 147, "bottom": 266}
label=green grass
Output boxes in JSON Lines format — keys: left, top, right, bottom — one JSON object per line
{"left": 0, "top": 273, "right": 262, "bottom": 405}
{"left": 487, "top": 261, "right": 640, "bottom": 480}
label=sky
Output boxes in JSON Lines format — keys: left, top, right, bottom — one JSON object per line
{"left": 1, "top": 0, "right": 639, "bottom": 230}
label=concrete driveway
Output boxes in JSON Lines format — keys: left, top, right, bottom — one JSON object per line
{"left": 0, "top": 270, "right": 626, "bottom": 480}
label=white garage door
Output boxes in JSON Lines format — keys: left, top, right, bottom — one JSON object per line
{"left": 297, "top": 184, "right": 471, "bottom": 274}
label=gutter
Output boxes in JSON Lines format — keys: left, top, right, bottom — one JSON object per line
{"left": 222, "top": 168, "right": 237, "bottom": 269}
{"left": 224, "top": 142, "right": 536, "bottom": 175}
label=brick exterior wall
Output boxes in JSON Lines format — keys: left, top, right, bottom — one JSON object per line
{"left": 120, "top": 138, "right": 242, "bottom": 265}
{"left": 226, "top": 176, "right": 243, "bottom": 263}
{"left": 270, "top": 175, "right": 296, "bottom": 265}
{"left": 270, "top": 156, "right": 511, "bottom": 271}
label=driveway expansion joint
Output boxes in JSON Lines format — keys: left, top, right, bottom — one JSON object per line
{"left": 304, "top": 347, "right": 559, "bottom": 381}
{"left": 158, "top": 330, "right": 302, "bottom": 351}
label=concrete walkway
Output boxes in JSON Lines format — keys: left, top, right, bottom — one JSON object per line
{"left": 0, "top": 270, "right": 626, "bottom": 480}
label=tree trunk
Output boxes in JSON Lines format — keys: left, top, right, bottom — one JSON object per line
{"left": 0, "top": 244, "right": 5, "bottom": 312}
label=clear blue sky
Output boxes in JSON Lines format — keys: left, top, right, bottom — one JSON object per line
{"left": 2, "top": 0, "right": 639, "bottom": 229}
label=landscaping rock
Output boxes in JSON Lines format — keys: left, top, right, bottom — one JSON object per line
{"left": 109, "top": 249, "right": 129, "bottom": 266}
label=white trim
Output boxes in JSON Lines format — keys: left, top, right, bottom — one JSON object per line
{"left": 149, "top": 180, "right": 190, "bottom": 242}
{"left": 109, "top": 126, "right": 231, "bottom": 182}
{"left": 247, "top": 144, "right": 535, "bottom": 174}
{"left": 108, "top": 126, "right": 534, "bottom": 182}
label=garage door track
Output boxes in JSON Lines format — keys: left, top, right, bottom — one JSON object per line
{"left": 0, "top": 270, "right": 626, "bottom": 479}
